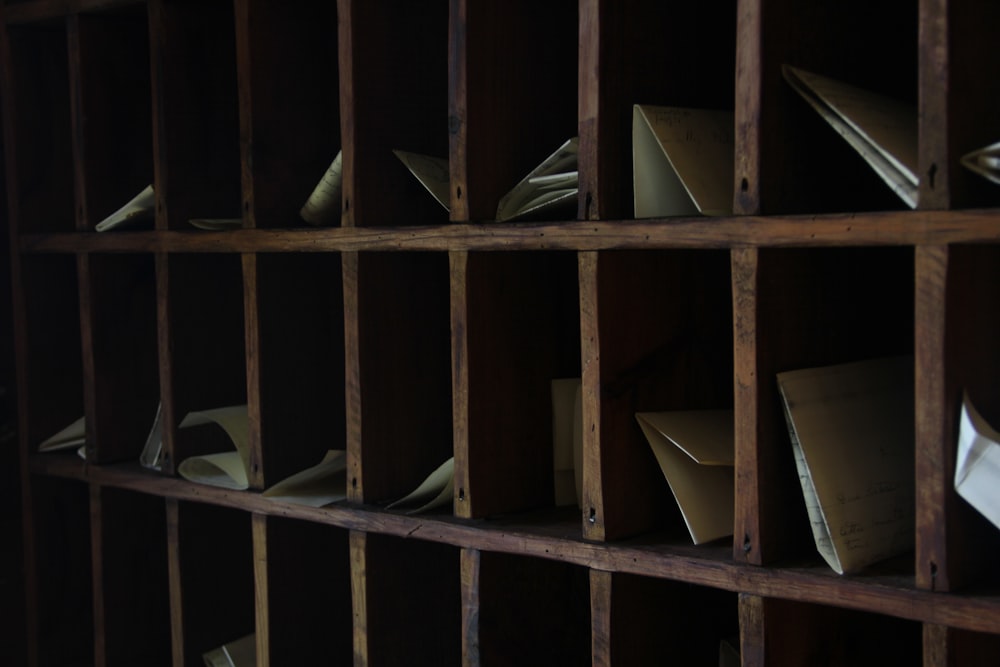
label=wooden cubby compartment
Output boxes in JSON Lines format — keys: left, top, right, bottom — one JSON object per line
{"left": 4, "top": 0, "right": 1000, "bottom": 666}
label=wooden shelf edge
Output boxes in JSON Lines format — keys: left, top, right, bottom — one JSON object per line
{"left": 30, "top": 458, "right": 1000, "bottom": 635}
{"left": 17, "top": 209, "right": 1000, "bottom": 255}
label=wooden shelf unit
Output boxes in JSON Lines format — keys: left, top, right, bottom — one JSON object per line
{"left": 3, "top": 0, "right": 1000, "bottom": 665}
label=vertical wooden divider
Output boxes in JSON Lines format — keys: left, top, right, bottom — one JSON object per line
{"left": 734, "top": 0, "right": 762, "bottom": 215}
{"left": 342, "top": 250, "right": 363, "bottom": 503}
{"left": 461, "top": 548, "right": 481, "bottom": 666}
{"left": 165, "top": 499, "right": 184, "bottom": 667}
{"left": 89, "top": 485, "right": 107, "bottom": 667}
{"left": 450, "top": 250, "right": 470, "bottom": 518}
{"left": 349, "top": 530, "right": 369, "bottom": 666}
{"left": 241, "top": 252, "right": 264, "bottom": 490}
{"left": 578, "top": 251, "right": 603, "bottom": 541}
{"left": 915, "top": 244, "right": 951, "bottom": 593}
{"left": 731, "top": 247, "right": 762, "bottom": 564}
{"left": 589, "top": 569, "right": 612, "bottom": 666}
{"left": 738, "top": 594, "right": 766, "bottom": 667}
{"left": 251, "top": 513, "right": 270, "bottom": 667}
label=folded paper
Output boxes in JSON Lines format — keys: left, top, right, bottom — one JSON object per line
{"left": 778, "top": 356, "right": 914, "bottom": 574}
{"left": 177, "top": 405, "right": 250, "bottom": 490}
{"left": 955, "top": 393, "right": 1000, "bottom": 531}
{"left": 635, "top": 409, "right": 734, "bottom": 544}
{"left": 632, "top": 104, "right": 734, "bottom": 218}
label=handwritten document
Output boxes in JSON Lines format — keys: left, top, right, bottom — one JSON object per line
{"left": 782, "top": 65, "right": 917, "bottom": 208}
{"left": 632, "top": 105, "right": 734, "bottom": 218}
{"left": 300, "top": 150, "right": 344, "bottom": 225}
{"left": 778, "top": 356, "right": 914, "bottom": 574}
{"left": 955, "top": 393, "right": 1000, "bottom": 531}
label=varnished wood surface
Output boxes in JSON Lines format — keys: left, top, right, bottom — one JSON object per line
{"left": 26, "top": 455, "right": 1000, "bottom": 636}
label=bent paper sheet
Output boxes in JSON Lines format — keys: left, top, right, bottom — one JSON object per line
{"left": 778, "top": 356, "right": 914, "bottom": 574}
{"left": 635, "top": 409, "right": 734, "bottom": 545}
{"left": 782, "top": 65, "right": 918, "bottom": 208}
{"left": 262, "top": 450, "right": 348, "bottom": 508}
{"left": 955, "top": 394, "right": 1000, "bottom": 531}
{"left": 632, "top": 104, "right": 734, "bottom": 218}
{"left": 177, "top": 405, "right": 250, "bottom": 490}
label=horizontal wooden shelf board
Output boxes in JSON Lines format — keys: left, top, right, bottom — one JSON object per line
{"left": 4, "top": 0, "right": 143, "bottom": 24}
{"left": 32, "top": 455, "right": 1000, "bottom": 635}
{"left": 17, "top": 209, "right": 1000, "bottom": 254}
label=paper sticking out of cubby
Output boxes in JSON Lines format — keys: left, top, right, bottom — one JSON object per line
{"left": 262, "top": 450, "right": 348, "bottom": 508}
{"left": 494, "top": 137, "right": 578, "bottom": 222}
{"left": 300, "top": 150, "right": 344, "bottom": 226}
{"left": 552, "top": 378, "right": 583, "bottom": 508}
{"left": 782, "top": 65, "right": 918, "bottom": 209}
{"left": 95, "top": 184, "right": 155, "bottom": 232}
{"left": 632, "top": 104, "right": 734, "bottom": 218}
{"left": 961, "top": 141, "right": 1000, "bottom": 186}
{"left": 394, "top": 138, "right": 579, "bottom": 222}
{"left": 778, "top": 355, "right": 915, "bottom": 575}
{"left": 202, "top": 633, "right": 256, "bottom": 667}
{"left": 177, "top": 404, "right": 250, "bottom": 491}
{"left": 38, "top": 416, "right": 87, "bottom": 460}
{"left": 635, "top": 409, "right": 735, "bottom": 545}
{"left": 955, "top": 392, "right": 1000, "bottom": 532}
{"left": 393, "top": 149, "right": 451, "bottom": 211}
{"left": 386, "top": 457, "right": 455, "bottom": 515}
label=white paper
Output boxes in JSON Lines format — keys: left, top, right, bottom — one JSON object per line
{"left": 95, "top": 184, "right": 155, "bottom": 232}
{"left": 782, "top": 65, "right": 918, "bottom": 208}
{"left": 300, "top": 150, "right": 344, "bottom": 225}
{"left": 960, "top": 141, "right": 1000, "bottom": 186}
{"left": 262, "top": 450, "right": 348, "bottom": 507}
{"left": 188, "top": 218, "right": 242, "bottom": 231}
{"left": 632, "top": 105, "right": 734, "bottom": 218}
{"left": 393, "top": 150, "right": 451, "bottom": 211}
{"left": 203, "top": 633, "right": 256, "bottom": 667}
{"left": 496, "top": 137, "right": 578, "bottom": 221}
{"left": 177, "top": 405, "right": 250, "bottom": 490}
{"left": 551, "top": 378, "right": 583, "bottom": 508}
{"left": 955, "top": 393, "right": 1000, "bottom": 531}
{"left": 139, "top": 401, "right": 164, "bottom": 471}
{"left": 38, "top": 416, "right": 86, "bottom": 453}
{"left": 386, "top": 456, "right": 454, "bottom": 514}
{"left": 635, "top": 409, "right": 735, "bottom": 545}
{"left": 778, "top": 356, "right": 914, "bottom": 574}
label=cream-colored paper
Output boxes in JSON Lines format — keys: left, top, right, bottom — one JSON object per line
{"left": 386, "top": 456, "right": 454, "bottom": 514}
{"left": 139, "top": 401, "right": 164, "bottom": 471}
{"left": 262, "top": 450, "right": 348, "bottom": 507}
{"left": 393, "top": 150, "right": 451, "bottom": 211}
{"left": 960, "top": 141, "right": 1000, "bottom": 185}
{"left": 778, "top": 356, "right": 914, "bottom": 575}
{"left": 300, "top": 150, "right": 344, "bottom": 225}
{"left": 632, "top": 105, "right": 734, "bottom": 218}
{"left": 38, "top": 416, "right": 87, "bottom": 460}
{"left": 177, "top": 405, "right": 250, "bottom": 490}
{"left": 955, "top": 393, "right": 1000, "bottom": 531}
{"left": 782, "top": 65, "right": 918, "bottom": 208}
{"left": 188, "top": 218, "right": 242, "bottom": 231}
{"left": 95, "top": 184, "right": 155, "bottom": 232}
{"left": 635, "top": 409, "right": 735, "bottom": 545}
{"left": 552, "top": 378, "right": 583, "bottom": 507}
{"left": 202, "top": 633, "right": 256, "bottom": 667}
{"left": 495, "top": 137, "right": 578, "bottom": 221}
{"left": 38, "top": 416, "right": 86, "bottom": 453}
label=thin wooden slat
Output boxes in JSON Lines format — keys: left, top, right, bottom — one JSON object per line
{"left": 461, "top": 548, "right": 481, "bottom": 667}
